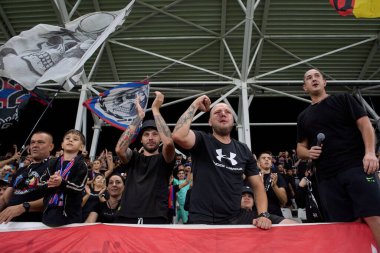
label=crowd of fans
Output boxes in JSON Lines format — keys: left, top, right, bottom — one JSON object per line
{"left": 2, "top": 69, "right": 378, "bottom": 249}
{"left": 0, "top": 140, "right": 354, "bottom": 225}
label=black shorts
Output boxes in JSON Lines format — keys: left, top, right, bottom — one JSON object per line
{"left": 317, "top": 166, "right": 380, "bottom": 222}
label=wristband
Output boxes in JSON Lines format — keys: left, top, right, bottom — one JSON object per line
{"left": 258, "top": 211, "right": 270, "bottom": 218}
{"left": 22, "top": 202, "right": 30, "bottom": 212}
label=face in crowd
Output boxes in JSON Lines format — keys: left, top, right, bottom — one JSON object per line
{"left": 141, "top": 128, "right": 160, "bottom": 153}
{"left": 0, "top": 165, "right": 12, "bottom": 177}
{"left": 107, "top": 174, "right": 124, "bottom": 198}
{"left": 177, "top": 170, "right": 186, "bottom": 180}
{"left": 92, "top": 160, "right": 102, "bottom": 172}
{"left": 22, "top": 155, "right": 33, "bottom": 167}
{"left": 209, "top": 103, "right": 234, "bottom": 136}
{"left": 303, "top": 68, "right": 326, "bottom": 96}
{"left": 184, "top": 165, "right": 192, "bottom": 177}
{"left": 91, "top": 174, "right": 106, "bottom": 191}
{"left": 55, "top": 150, "right": 63, "bottom": 157}
{"left": 257, "top": 152, "right": 273, "bottom": 172}
{"left": 30, "top": 132, "right": 54, "bottom": 163}
{"left": 241, "top": 192, "right": 254, "bottom": 211}
{"left": 277, "top": 164, "right": 285, "bottom": 174}
{"left": 175, "top": 154, "right": 183, "bottom": 162}
{"left": 61, "top": 130, "right": 85, "bottom": 153}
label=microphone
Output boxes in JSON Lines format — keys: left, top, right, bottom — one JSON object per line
{"left": 312, "top": 133, "right": 325, "bottom": 174}
{"left": 316, "top": 133, "right": 325, "bottom": 147}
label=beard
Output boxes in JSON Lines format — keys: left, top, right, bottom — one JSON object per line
{"left": 212, "top": 124, "right": 233, "bottom": 136}
{"left": 143, "top": 142, "right": 159, "bottom": 153}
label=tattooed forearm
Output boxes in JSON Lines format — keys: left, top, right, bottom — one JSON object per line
{"left": 154, "top": 114, "right": 171, "bottom": 138}
{"left": 173, "top": 105, "right": 197, "bottom": 133}
{"left": 130, "top": 115, "right": 142, "bottom": 128}
{"left": 117, "top": 129, "right": 134, "bottom": 148}
{"left": 116, "top": 116, "right": 142, "bottom": 149}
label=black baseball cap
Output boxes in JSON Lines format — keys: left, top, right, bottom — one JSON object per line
{"left": 241, "top": 185, "right": 254, "bottom": 196}
{"left": 140, "top": 120, "right": 157, "bottom": 134}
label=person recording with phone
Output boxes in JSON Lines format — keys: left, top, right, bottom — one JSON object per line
{"left": 296, "top": 68, "right": 380, "bottom": 249}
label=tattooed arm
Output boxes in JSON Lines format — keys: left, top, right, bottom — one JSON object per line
{"left": 115, "top": 96, "right": 145, "bottom": 164}
{"left": 152, "top": 91, "right": 175, "bottom": 163}
{"left": 172, "top": 95, "right": 211, "bottom": 150}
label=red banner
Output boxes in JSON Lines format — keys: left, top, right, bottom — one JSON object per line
{"left": 0, "top": 222, "right": 377, "bottom": 253}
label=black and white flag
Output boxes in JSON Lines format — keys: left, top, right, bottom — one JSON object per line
{"left": 0, "top": 0, "right": 135, "bottom": 91}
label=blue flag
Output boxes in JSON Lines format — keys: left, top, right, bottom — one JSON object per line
{"left": 84, "top": 82, "right": 149, "bottom": 131}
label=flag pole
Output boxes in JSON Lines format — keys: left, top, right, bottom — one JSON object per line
{"left": 20, "top": 82, "right": 65, "bottom": 155}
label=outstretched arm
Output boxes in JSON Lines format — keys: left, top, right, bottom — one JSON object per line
{"left": 104, "top": 150, "right": 115, "bottom": 179}
{"left": 151, "top": 91, "right": 175, "bottom": 163}
{"left": 172, "top": 95, "right": 211, "bottom": 150}
{"left": 0, "top": 150, "right": 21, "bottom": 168}
{"left": 115, "top": 96, "right": 145, "bottom": 164}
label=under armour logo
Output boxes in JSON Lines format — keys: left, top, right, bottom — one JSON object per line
{"left": 216, "top": 149, "right": 237, "bottom": 165}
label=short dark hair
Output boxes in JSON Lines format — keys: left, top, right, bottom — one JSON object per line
{"left": 32, "top": 131, "right": 54, "bottom": 143}
{"left": 303, "top": 68, "right": 325, "bottom": 82}
{"left": 106, "top": 172, "right": 125, "bottom": 185}
{"left": 258, "top": 151, "right": 273, "bottom": 159}
{"left": 63, "top": 129, "right": 86, "bottom": 145}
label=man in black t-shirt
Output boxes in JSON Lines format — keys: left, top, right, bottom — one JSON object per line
{"left": 115, "top": 91, "right": 175, "bottom": 224}
{"left": 257, "top": 151, "right": 287, "bottom": 217}
{"left": 297, "top": 68, "right": 380, "bottom": 248}
{"left": 0, "top": 131, "right": 54, "bottom": 223}
{"left": 172, "top": 96, "right": 271, "bottom": 229}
